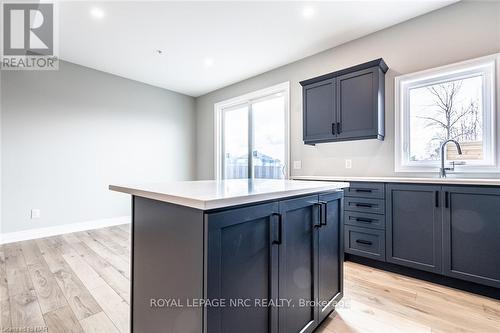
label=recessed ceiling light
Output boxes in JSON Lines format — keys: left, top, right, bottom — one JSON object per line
{"left": 302, "top": 6, "right": 315, "bottom": 19}
{"left": 90, "top": 7, "right": 105, "bottom": 19}
{"left": 155, "top": 49, "right": 165, "bottom": 55}
{"left": 204, "top": 58, "right": 214, "bottom": 67}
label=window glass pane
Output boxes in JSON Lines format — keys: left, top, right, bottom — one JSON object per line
{"left": 252, "top": 95, "right": 285, "bottom": 179}
{"left": 409, "top": 75, "right": 483, "bottom": 162}
{"left": 223, "top": 105, "right": 248, "bottom": 179}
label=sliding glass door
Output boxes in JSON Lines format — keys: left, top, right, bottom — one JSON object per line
{"left": 222, "top": 104, "right": 249, "bottom": 179}
{"left": 221, "top": 92, "right": 287, "bottom": 180}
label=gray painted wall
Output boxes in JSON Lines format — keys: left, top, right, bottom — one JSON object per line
{"left": 1, "top": 61, "right": 196, "bottom": 234}
{"left": 195, "top": 1, "right": 500, "bottom": 180}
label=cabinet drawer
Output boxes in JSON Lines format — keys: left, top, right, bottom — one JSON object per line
{"left": 344, "top": 197, "right": 385, "bottom": 215}
{"left": 345, "top": 226, "right": 385, "bottom": 261}
{"left": 345, "top": 182, "right": 385, "bottom": 199}
{"left": 345, "top": 211, "right": 385, "bottom": 230}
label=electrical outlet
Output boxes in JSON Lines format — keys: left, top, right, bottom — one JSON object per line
{"left": 345, "top": 159, "right": 352, "bottom": 169}
{"left": 293, "top": 160, "right": 302, "bottom": 170}
{"left": 31, "top": 209, "right": 41, "bottom": 219}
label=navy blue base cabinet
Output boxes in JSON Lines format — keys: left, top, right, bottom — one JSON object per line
{"left": 386, "top": 184, "right": 442, "bottom": 274}
{"left": 443, "top": 186, "right": 500, "bottom": 288}
{"left": 345, "top": 182, "right": 500, "bottom": 291}
{"left": 207, "top": 202, "right": 280, "bottom": 333}
{"left": 344, "top": 182, "right": 386, "bottom": 261}
{"left": 132, "top": 191, "right": 344, "bottom": 333}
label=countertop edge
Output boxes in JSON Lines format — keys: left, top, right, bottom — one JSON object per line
{"left": 109, "top": 182, "right": 350, "bottom": 210}
{"left": 293, "top": 176, "right": 500, "bottom": 186}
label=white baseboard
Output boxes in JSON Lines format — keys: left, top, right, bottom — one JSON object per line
{"left": 0, "top": 216, "right": 131, "bottom": 245}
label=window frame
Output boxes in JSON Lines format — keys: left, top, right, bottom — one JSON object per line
{"left": 395, "top": 54, "right": 498, "bottom": 173}
{"left": 214, "top": 82, "right": 290, "bottom": 180}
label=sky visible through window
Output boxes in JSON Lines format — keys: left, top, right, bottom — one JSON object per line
{"left": 409, "top": 75, "right": 483, "bottom": 162}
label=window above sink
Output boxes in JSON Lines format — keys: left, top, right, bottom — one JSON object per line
{"left": 395, "top": 54, "right": 498, "bottom": 173}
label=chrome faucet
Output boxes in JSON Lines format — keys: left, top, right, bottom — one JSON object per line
{"left": 439, "top": 139, "right": 463, "bottom": 178}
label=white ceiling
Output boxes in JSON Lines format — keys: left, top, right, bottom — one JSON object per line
{"left": 58, "top": 1, "right": 455, "bottom": 97}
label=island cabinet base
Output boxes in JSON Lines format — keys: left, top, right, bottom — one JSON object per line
{"left": 131, "top": 191, "right": 344, "bottom": 333}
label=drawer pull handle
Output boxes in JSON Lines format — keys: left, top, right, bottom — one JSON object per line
{"left": 354, "top": 189, "right": 373, "bottom": 193}
{"left": 355, "top": 203, "right": 373, "bottom": 208}
{"left": 355, "top": 217, "right": 373, "bottom": 223}
{"left": 356, "top": 239, "right": 373, "bottom": 246}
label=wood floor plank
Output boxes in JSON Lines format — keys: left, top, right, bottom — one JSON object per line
{"left": 62, "top": 236, "right": 130, "bottom": 303}
{"left": 9, "top": 290, "right": 45, "bottom": 329}
{"left": 36, "top": 239, "right": 102, "bottom": 320}
{"left": 115, "top": 224, "right": 131, "bottom": 233}
{"left": 0, "top": 298, "right": 11, "bottom": 329}
{"left": 20, "top": 241, "right": 44, "bottom": 267}
{"left": 75, "top": 232, "right": 130, "bottom": 279}
{"left": 36, "top": 238, "right": 67, "bottom": 274}
{"left": 44, "top": 305, "right": 84, "bottom": 333}
{"left": 87, "top": 230, "right": 130, "bottom": 262}
{"left": 0, "top": 247, "right": 11, "bottom": 329}
{"left": 107, "top": 227, "right": 131, "bottom": 245}
{"left": 56, "top": 238, "right": 107, "bottom": 291}
{"left": 0, "top": 247, "right": 9, "bottom": 300}
{"left": 27, "top": 262, "right": 68, "bottom": 314}
{"left": 80, "top": 311, "right": 120, "bottom": 333}
{"left": 4, "top": 243, "right": 34, "bottom": 297}
{"left": 52, "top": 266, "right": 102, "bottom": 320}
{"left": 90, "top": 284, "right": 129, "bottom": 333}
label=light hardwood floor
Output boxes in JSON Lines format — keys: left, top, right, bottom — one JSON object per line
{"left": 1, "top": 225, "right": 499, "bottom": 333}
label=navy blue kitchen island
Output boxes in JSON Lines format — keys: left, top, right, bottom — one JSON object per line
{"left": 110, "top": 179, "right": 349, "bottom": 333}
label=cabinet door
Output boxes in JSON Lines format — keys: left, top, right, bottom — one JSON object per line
{"left": 336, "top": 68, "right": 381, "bottom": 140}
{"left": 386, "top": 184, "right": 442, "bottom": 273}
{"left": 318, "top": 192, "right": 343, "bottom": 323}
{"left": 207, "top": 202, "right": 279, "bottom": 333}
{"left": 303, "top": 79, "right": 336, "bottom": 144}
{"left": 443, "top": 186, "right": 500, "bottom": 288}
{"left": 279, "top": 195, "right": 320, "bottom": 333}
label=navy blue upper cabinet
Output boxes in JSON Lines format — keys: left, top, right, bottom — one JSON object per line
{"left": 303, "top": 79, "right": 336, "bottom": 142}
{"left": 442, "top": 186, "right": 500, "bottom": 288}
{"left": 300, "top": 59, "right": 387, "bottom": 145}
{"left": 386, "top": 184, "right": 442, "bottom": 274}
{"left": 336, "top": 68, "right": 384, "bottom": 140}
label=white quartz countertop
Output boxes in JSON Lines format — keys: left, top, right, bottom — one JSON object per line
{"left": 293, "top": 175, "right": 500, "bottom": 186}
{"left": 109, "top": 179, "right": 349, "bottom": 210}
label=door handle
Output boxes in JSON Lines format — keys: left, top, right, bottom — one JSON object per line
{"left": 331, "top": 123, "right": 336, "bottom": 135}
{"left": 313, "top": 203, "right": 322, "bottom": 228}
{"left": 337, "top": 122, "right": 341, "bottom": 135}
{"left": 356, "top": 239, "right": 372, "bottom": 246}
{"left": 271, "top": 213, "right": 282, "bottom": 244}
{"left": 318, "top": 201, "right": 328, "bottom": 226}
{"left": 435, "top": 191, "right": 439, "bottom": 208}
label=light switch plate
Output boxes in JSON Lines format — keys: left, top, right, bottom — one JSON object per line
{"left": 345, "top": 159, "right": 352, "bottom": 169}
{"left": 293, "top": 160, "right": 302, "bottom": 170}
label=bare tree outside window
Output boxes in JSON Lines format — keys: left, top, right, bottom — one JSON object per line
{"left": 409, "top": 75, "right": 483, "bottom": 161}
